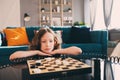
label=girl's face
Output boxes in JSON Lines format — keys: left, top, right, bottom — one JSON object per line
{"left": 40, "top": 32, "right": 55, "bottom": 53}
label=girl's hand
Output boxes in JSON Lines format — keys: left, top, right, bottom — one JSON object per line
{"left": 9, "top": 50, "right": 52, "bottom": 60}
{"left": 37, "top": 51, "right": 52, "bottom": 56}
{"left": 50, "top": 46, "right": 82, "bottom": 55}
{"left": 50, "top": 49, "right": 61, "bottom": 55}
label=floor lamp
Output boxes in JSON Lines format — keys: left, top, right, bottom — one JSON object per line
{"left": 24, "top": 13, "right": 31, "bottom": 26}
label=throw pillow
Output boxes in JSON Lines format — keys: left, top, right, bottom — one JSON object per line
{"left": 55, "top": 30, "right": 63, "bottom": 44}
{"left": 69, "top": 26, "right": 91, "bottom": 43}
{"left": 33, "top": 30, "right": 39, "bottom": 35}
{"left": 4, "top": 27, "right": 29, "bottom": 46}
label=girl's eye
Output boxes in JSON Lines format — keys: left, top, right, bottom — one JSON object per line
{"left": 50, "top": 40, "right": 53, "bottom": 42}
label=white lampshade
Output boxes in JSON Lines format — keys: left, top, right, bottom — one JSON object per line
{"left": 24, "top": 13, "right": 31, "bottom": 21}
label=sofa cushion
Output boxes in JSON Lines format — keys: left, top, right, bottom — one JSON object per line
{"left": 4, "top": 27, "right": 29, "bottom": 46}
{"left": 68, "top": 26, "right": 91, "bottom": 43}
{"left": 62, "top": 43, "right": 103, "bottom": 59}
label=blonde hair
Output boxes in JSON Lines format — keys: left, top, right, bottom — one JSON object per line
{"left": 29, "top": 27, "right": 61, "bottom": 50}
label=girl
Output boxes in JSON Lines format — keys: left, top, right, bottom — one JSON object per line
{"left": 9, "top": 27, "right": 82, "bottom": 60}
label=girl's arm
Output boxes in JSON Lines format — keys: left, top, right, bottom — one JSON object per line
{"left": 9, "top": 50, "right": 51, "bottom": 60}
{"left": 51, "top": 46, "right": 82, "bottom": 55}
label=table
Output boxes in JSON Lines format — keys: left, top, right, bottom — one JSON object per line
{"left": 0, "top": 57, "right": 117, "bottom": 80}
{"left": 0, "top": 57, "right": 92, "bottom": 80}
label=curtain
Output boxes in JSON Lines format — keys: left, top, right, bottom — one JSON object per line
{"left": 84, "top": 0, "right": 91, "bottom": 28}
{"left": 103, "top": 0, "right": 114, "bottom": 30}
{"left": 89, "top": 0, "right": 98, "bottom": 30}
{"left": 110, "top": 0, "right": 120, "bottom": 29}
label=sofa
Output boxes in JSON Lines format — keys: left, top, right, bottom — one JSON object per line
{"left": 0, "top": 26, "right": 108, "bottom": 65}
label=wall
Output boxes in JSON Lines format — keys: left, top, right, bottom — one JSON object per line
{"left": 73, "top": 0, "right": 84, "bottom": 23}
{"left": 0, "top": 0, "right": 20, "bottom": 30}
{"left": 21, "top": 0, "right": 84, "bottom": 26}
{"left": 84, "top": 0, "right": 90, "bottom": 26}
{"left": 20, "top": 0, "right": 39, "bottom": 26}
{"left": 0, "top": 0, "right": 84, "bottom": 30}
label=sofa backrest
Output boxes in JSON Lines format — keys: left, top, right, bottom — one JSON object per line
{"left": 25, "top": 26, "right": 107, "bottom": 45}
{"left": 25, "top": 26, "right": 71, "bottom": 44}
{"left": 25, "top": 26, "right": 104, "bottom": 43}
{"left": 25, "top": 26, "right": 40, "bottom": 42}
{"left": 3, "top": 26, "right": 107, "bottom": 45}
{"left": 25, "top": 26, "right": 72, "bottom": 43}
{"left": 51, "top": 27, "right": 71, "bottom": 43}
{"left": 90, "top": 31, "right": 103, "bottom": 43}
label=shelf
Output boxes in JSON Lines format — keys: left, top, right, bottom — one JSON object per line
{"left": 39, "top": 0, "right": 72, "bottom": 26}
{"left": 63, "top": 4, "right": 72, "bottom": 6}
{"left": 52, "top": 4, "right": 61, "bottom": 6}
{"left": 41, "top": 4, "right": 50, "bottom": 6}
{"left": 63, "top": 10, "right": 72, "bottom": 13}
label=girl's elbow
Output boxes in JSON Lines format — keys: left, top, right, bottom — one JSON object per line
{"left": 79, "top": 49, "right": 82, "bottom": 54}
{"left": 76, "top": 48, "right": 82, "bottom": 55}
{"left": 71, "top": 46, "right": 82, "bottom": 55}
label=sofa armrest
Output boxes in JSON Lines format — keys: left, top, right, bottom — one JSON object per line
{"left": 101, "top": 31, "right": 108, "bottom": 56}
{"left": 0, "top": 45, "right": 29, "bottom": 56}
{"left": 90, "top": 30, "right": 108, "bottom": 57}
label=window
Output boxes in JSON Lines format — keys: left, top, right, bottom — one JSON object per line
{"left": 85, "top": 0, "right": 120, "bottom": 30}
{"left": 94, "top": 0, "right": 106, "bottom": 30}
{"left": 110, "top": 0, "right": 120, "bottom": 29}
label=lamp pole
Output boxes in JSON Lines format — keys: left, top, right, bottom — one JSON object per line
{"left": 23, "top": 19, "right": 25, "bottom": 26}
